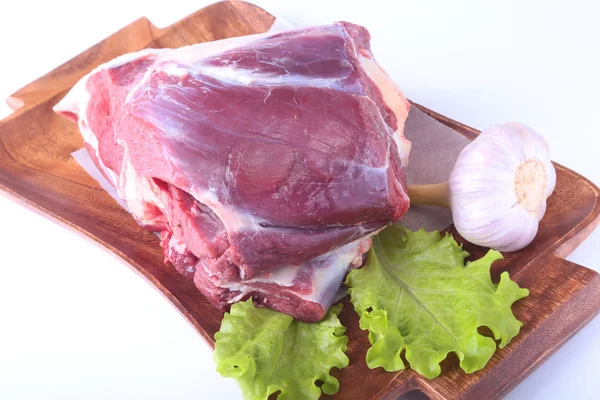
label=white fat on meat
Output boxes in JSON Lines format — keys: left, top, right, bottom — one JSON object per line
{"left": 358, "top": 55, "right": 411, "bottom": 166}
{"left": 189, "top": 186, "right": 261, "bottom": 232}
{"left": 218, "top": 236, "right": 371, "bottom": 304}
{"left": 157, "top": 32, "right": 268, "bottom": 67}
{"left": 118, "top": 149, "right": 168, "bottom": 227}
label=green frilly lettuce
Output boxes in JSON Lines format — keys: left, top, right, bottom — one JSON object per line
{"left": 214, "top": 300, "right": 349, "bottom": 400}
{"left": 346, "top": 226, "right": 529, "bottom": 379}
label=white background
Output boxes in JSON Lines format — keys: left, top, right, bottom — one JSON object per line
{"left": 1, "top": 1, "right": 599, "bottom": 399}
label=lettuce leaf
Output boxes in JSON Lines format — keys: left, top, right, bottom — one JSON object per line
{"left": 214, "top": 300, "right": 349, "bottom": 400}
{"left": 346, "top": 226, "right": 529, "bottom": 379}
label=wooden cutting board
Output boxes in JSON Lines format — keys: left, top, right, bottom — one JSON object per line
{"left": 1, "top": 1, "right": 599, "bottom": 399}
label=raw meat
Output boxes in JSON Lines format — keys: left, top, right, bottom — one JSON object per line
{"left": 54, "top": 22, "right": 411, "bottom": 321}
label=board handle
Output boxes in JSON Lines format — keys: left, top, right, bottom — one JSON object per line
{"left": 0, "top": 96, "right": 23, "bottom": 126}
{"left": 0, "top": 17, "right": 158, "bottom": 129}
{"left": 1, "top": 1, "right": 274, "bottom": 129}
{"left": 149, "top": 1, "right": 274, "bottom": 49}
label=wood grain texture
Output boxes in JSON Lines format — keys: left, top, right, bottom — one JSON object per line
{"left": 1, "top": 2, "right": 598, "bottom": 399}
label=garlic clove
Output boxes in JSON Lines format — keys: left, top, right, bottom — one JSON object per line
{"left": 448, "top": 122, "right": 556, "bottom": 252}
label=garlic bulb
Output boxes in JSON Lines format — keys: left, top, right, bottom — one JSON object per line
{"left": 449, "top": 122, "right": 556, "bottom": 252}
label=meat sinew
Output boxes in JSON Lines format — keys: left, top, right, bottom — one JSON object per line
{"left": 54, "top": 22, "right": 411, "bottom": 321}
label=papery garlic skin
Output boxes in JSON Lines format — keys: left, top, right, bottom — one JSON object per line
{"left": 449, "top": 122, "right": 556, "bottom": 252}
